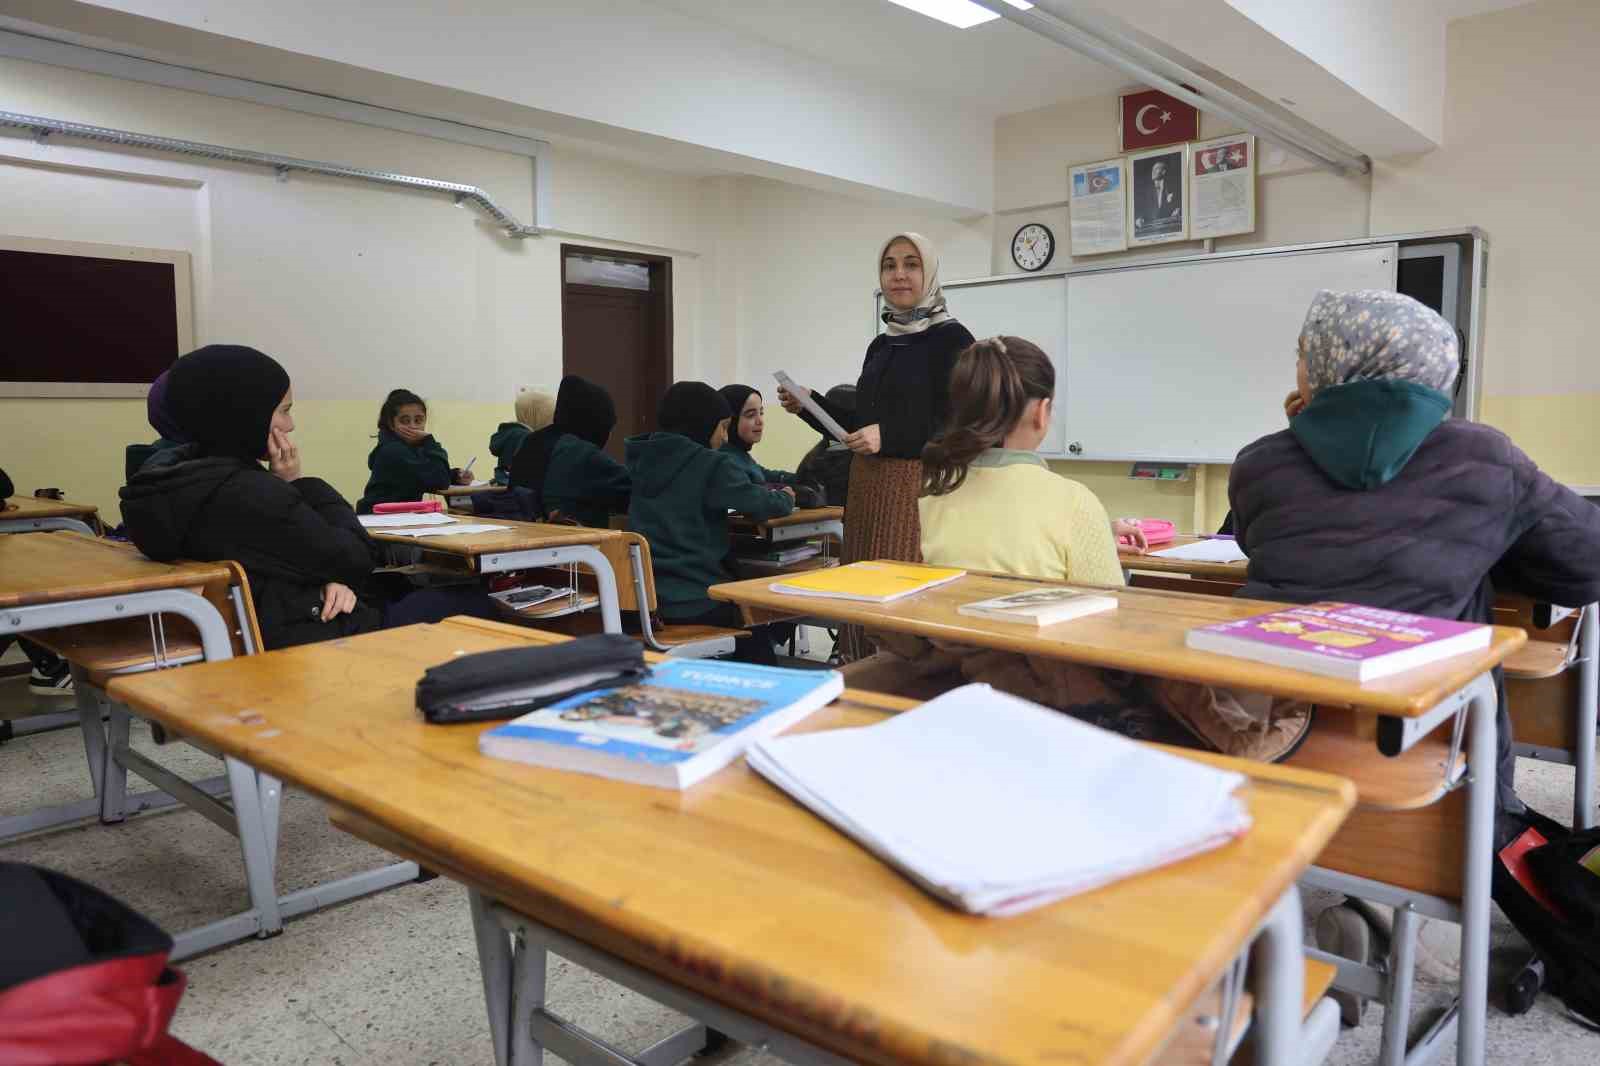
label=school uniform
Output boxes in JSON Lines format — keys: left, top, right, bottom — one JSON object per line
{"left": 918, "top": 449, "right": 1124, "bottom": 585}
{"left": 357, "top": 429, "right": 453, "bottom": 513}
{"left": 488, "top": 422, "right": 531, "bottom": 486}
{"left": 509, "top": 375, "right": 630, "bottom": 527}
{"left": 717, "top": 443, "right": 795, "bottom": 487}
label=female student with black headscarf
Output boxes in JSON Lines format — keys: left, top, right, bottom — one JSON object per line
{"left": 508, "top": 375, "right": 631, "bottom": 527}
{"left": 716, "top": 384, "right": 796, "bottom": 487}
{"left": 120, "top": 345, "right": 496, "bottom": 650}
{"left": 627, "top": 382, "right": 794, "bottom": 663}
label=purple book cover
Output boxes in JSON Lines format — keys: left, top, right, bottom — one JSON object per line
{"left": 1194, "top": 602, "right": 1483, "bottom": 663}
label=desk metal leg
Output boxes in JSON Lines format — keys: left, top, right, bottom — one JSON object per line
{"left": 470, "top": 889, "right": 515, "bottom": 1066}
{"left": 1458, "top": 674, "right": 1498, "bottom": 1066}
{"left": 72, "top": 664, "right": 107, "bottom": 803}
{"left": 1378, "top": 904, "right": 1420, "bottom": 1066}
{"left": 479, "top": 544, "right": 622, "bottom": 635}
{"left": 1577, "top": 604, "right": 1597, "bottom": 830}
{"left": 1252, "top": 884, "right": 1306, "bottom": 1065}
{"left": 225, "top": 757, "right": 285, "bottom": 939}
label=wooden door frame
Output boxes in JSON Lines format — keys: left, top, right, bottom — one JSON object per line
{"left": 559, "top": 244, "right": 673, "bottom": 440}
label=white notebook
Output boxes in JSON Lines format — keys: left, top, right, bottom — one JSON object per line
{"left": 747, "top": 685, "right": 1250, "bottom": 916}
{"left": 1150, "top": 539, "right": 1247, "bottom": 564}
{"left": 358, "top": 512, "right": 457, "bottom": 528}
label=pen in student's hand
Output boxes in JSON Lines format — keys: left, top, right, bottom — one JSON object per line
{"left": 464, "top": 456, "right": 477, "bottom": 473}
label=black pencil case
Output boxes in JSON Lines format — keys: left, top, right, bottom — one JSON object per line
{"left": 416, "top": 634, "right": 648, "bottom": 724}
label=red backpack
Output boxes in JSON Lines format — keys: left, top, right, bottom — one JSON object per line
{"left": 0, "top": 863, "right": 221, "bottom": 1065}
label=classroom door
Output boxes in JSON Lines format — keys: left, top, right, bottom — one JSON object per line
{"left": 561, "top": 247, "right": 672, "bottom": 462}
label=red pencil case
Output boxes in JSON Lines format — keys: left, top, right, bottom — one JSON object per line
{"left": 372, "top": 500, "right": 445, "bottom": 514}
{"left": 1119, "top": 518, "right": 1175, "bottom": 547}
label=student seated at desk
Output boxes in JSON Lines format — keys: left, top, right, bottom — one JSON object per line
{"left": 508, "top": 376, "right": 630, "bottom": 527}
{"left": 124, "top": 367, "right": 190, "bottom": 481}
{"left": 1230, "top": 289, "right": 1600, "bottom": 813}
{"left": 858, "top": 336, "right": 1313, "bottom": 761}
{"left": 489, "top": 387, "right": 555, "bottom": 486}
{"left": 356, "top": 388, "right": 472, "bottom": 513}
{"left": 717, "top": 385, "right": 796, "bottom": 488}
{"left": 627, "top": 382, "right": 794, "bottom": 664}
{"left": 794, "top": 384, "right": 857, "bottom": 508}
{"left": 121, "top": 346, "right": 496, "bottom": 650}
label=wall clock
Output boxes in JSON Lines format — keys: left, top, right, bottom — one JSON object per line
{"left": 1011, "top": 223, "right": 1055, "bottom": 272}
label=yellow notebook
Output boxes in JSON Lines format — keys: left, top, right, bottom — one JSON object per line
{"left": 769, "top": 562, "right": 966, "bottom": 603}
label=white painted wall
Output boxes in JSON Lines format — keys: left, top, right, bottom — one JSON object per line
{"left": 59, "top": 0, "right": 995, "bottom": 212}
{"left": 1224, "top": 0, "right": 1446, "bottom": 146}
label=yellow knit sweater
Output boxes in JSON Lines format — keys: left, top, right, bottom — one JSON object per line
{"left": 917, "top": 449, "right": 1124, "bottom": 586}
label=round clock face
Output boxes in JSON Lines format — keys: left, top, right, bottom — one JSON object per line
{"left": 1012, "top": 223, "right": 1055, "bottom": 272}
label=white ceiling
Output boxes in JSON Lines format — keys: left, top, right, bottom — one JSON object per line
{"left": 653, "top": 0, "right": 1132, "bottom": 120}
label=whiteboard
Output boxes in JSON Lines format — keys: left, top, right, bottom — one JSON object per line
{"left": 1061, "top": 244, "right": 1396, "bottom": 463}
{"left": 942, "top": 275, "right": 1068, "bottom": 455}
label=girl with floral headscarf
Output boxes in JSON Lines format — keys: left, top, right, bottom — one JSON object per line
{"left": 1230, "top": 289, "right": 1600, "bottom": 815}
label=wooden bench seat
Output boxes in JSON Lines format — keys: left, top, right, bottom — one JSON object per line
{"left": 1503, "top": 639, "right": 1569, "bottom": 680}
{"left": 1156, "top": 958, "right": 1336, "bottom": 1065}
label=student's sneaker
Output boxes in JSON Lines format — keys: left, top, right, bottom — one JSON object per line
{"left": 28, "top": 664, "right": 74, "bottom": 699}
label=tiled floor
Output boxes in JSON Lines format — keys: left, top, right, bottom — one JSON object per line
{"left": 2, "top": 668, "right": 1596, "bottom": 1065}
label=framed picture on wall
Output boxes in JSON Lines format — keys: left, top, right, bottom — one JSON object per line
{"left": 1126, "top": 145, "right": 1189, "bottom": 247}
{"left": 1189, "top": 134, "right": 1257, "bottom": 240}
{"left": 0, "top": 235, "right": 194, "bottom": 398}
{"left": 1068, "top": 158, "right": 1128, "bottom": 256}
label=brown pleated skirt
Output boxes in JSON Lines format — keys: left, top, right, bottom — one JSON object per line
{"left": 837, "top": 454, "right": 923, "bottom": 661}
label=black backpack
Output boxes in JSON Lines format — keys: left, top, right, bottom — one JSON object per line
{"left": 1493, "top": 807, "right": 1600, "bottom": 1028}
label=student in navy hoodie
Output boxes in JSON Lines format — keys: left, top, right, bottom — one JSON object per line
{"left": 626, "top": 383, "right": 794, "bottom": 664}
{"left": 357, "top": 389, "right": 472, "bottom": 513}
{"left": 508, "top": 375, "right": 630, "bottom": 527}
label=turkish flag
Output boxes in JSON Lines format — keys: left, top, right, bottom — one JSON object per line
{"left": 1120, "top": 89, "right": 1200, "bottom": 152}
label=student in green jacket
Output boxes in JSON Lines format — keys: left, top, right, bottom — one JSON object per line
{"left": 489, "top": 387, "right": 555, "bottom": 486}
{"left": 716, "top": 384, "right": 796, "bottom": 487}
{"left": 356, "top": 388, "right": 471, "bottom": 513}
{"left": 627, "top": 382, "right": 794, "bottom": 664}
{"left": 508, "top": 375, "right": 630, "bottom": 527}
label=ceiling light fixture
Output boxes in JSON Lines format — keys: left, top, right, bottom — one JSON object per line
{"left": 882, "top": 0, "right": 1032, "bottom": 31}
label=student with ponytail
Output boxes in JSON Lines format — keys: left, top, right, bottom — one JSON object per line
{"left": 851, "top": 336, "right": 1315, "bottom": 764}
{"left": 919, "top": 336, "right": 1132, "bottom": 582}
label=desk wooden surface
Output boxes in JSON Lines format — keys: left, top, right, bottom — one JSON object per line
{"left": 1, "top": 495, "right": 101, "bottom": 522}
{"left": 1120, "top": 536, "right": 1249, "bottom": 581}
{"left": 108, "top": 618, "right": 1354, "bottom": 1066}
{"left": 0, "top": 532, "right": 229, "bottom": 610}
{"left": 711, "top": 567, "right": 1526, "bottom": 718}
{"left": 365, "top": 518, "right": 619, "bottom": 563}
{"left": 438, "top": 484, "right": 508, "bottom": 497}
{"left": 730, "top": 506, "right": 844, "bottom": 534}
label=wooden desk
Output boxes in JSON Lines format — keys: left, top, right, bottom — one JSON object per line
{"left": 110, "top": 618, "right": 1353, "bottom": 1066}
{"left": 1120, "top": 540, "right": 1599, "bottom": 833}
{"left": 1120, "top": 536, "right": 1248, "bottom": 582}
{"left": 0, "top": 494, "right": 101, "bottom": 535}
{"left": 710, "top": 567, "right": 1521, "bottom": 1066}
{"left": 0, "top": 533, "right": 419, "bottom": 958}
{"left": 366, "top": 519, "right": 625, "bottom": 633}
{"left": 438, "top": 484, "right": 508, "bottom": 497}
{"left": 731, "top": 506, "right": 845, "bottom": 546}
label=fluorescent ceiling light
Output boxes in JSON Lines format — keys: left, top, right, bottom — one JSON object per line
{"left": 883, "top": 0, "right": 1032, "bottom": 31}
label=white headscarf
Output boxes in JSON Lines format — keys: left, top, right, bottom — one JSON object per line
{"left": 879, "top": 232, "right": 952, "bottom": 336}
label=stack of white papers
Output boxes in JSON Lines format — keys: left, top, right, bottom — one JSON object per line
{"left": 746, "top": 684, "right": 1250, "bottom": 916}
{"left": 359, "top": 512, "right": 458, "bottom": 529}
{"left": 380, "top": 522, "right": 512, "bottom": 538}
{"left": 1149, "top": 539, "right": 1248, "bottom": 564}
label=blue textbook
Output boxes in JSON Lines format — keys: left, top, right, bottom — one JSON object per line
{"left": 477, "top": 660, "right": 844, "bottom": 789}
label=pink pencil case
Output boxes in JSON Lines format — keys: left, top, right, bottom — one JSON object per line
{"left": 1118, "top": 518, "right": 1175, "bottom": 547}
{"left": 372, "top": 500, "right": 445, "bottom": 515}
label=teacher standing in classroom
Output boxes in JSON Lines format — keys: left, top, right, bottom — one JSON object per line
{"left": 779, "top": 232, "right": 975, "bottom": 660}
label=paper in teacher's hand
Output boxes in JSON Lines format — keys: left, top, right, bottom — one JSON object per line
{"left": 774, "top": 371, "right": 849, "bottom": 445}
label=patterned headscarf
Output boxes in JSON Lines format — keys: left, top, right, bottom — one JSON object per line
{"left": 879, "top": 232, "right": 953, "bottom": 336}
{"left": 1299, "top": 290, "right": 1459, "bottom": 394}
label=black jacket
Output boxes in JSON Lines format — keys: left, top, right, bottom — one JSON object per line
{"left": 1230, "top": 416, "right": 1600, "bottom": 625}
{"left": 803, "top": 321, "right": 976, "bottom": 460}
{"left": 120, "top": 446, "right": 383, "bottom": 649}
